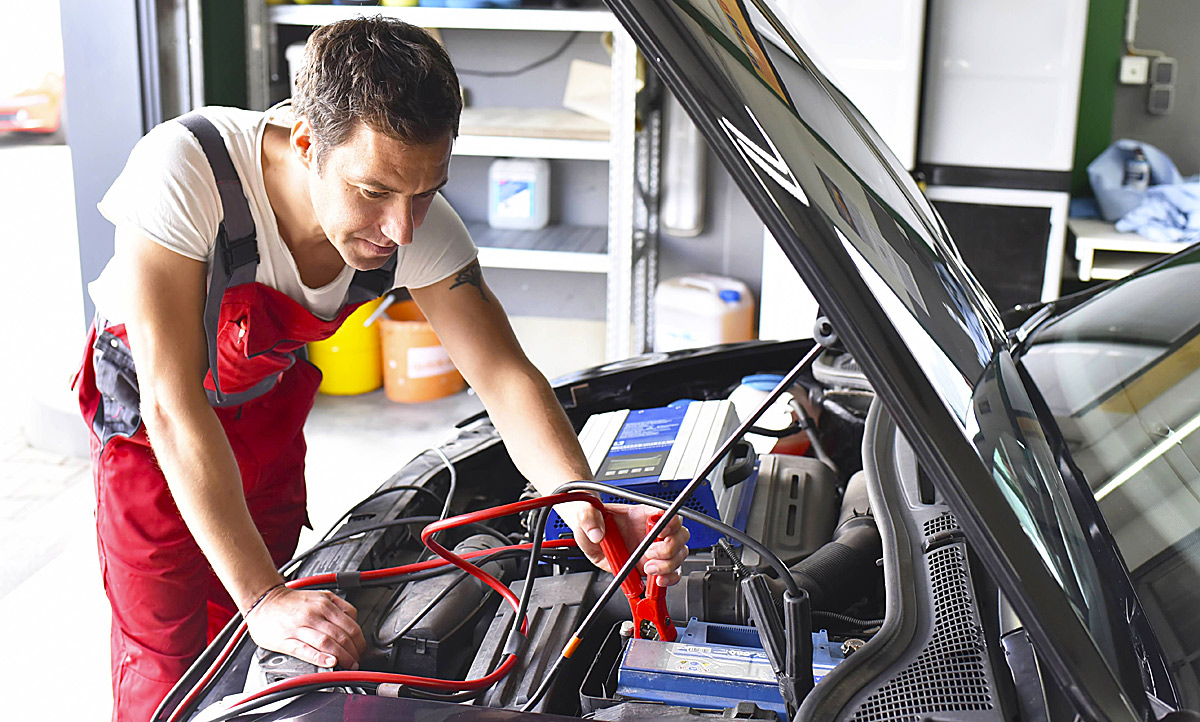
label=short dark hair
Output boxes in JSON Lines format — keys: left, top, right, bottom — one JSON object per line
{"left": 293, "top": 17, "right": 461, "bottom": 165}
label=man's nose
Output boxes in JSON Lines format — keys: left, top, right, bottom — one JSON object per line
{"left": 380, "top": 201, "right": 414, "bottom": 246}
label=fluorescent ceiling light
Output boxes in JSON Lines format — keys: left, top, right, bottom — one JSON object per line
{"left": 1095, "top": 410, "right": 1200, "bottom": 500}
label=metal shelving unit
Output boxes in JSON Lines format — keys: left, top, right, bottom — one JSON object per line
{"left": 248, "top": 2, "right": 656, "bottom": 360}
{"left": 267, "top": 5, "right": 619, "bottom": 32}
{"left": 468, "top": 223, "right": 608, "bottom": 273}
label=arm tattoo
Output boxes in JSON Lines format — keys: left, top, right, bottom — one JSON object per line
{"left": 449, "top": 263, "right": 489, "bottom": 303}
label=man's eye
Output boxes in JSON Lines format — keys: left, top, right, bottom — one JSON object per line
{"left": 362, "top": 189, "right": 388, "bottom": 199}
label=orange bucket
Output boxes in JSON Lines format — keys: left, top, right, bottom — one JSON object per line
{"left": 379, "top": 300, "right": 465, "bottom": 403}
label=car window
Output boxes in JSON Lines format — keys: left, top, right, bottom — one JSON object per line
{"left": 1022, "top": 250, "right": 1200, "bottom": 707}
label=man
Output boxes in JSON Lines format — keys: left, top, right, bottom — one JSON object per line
{"left": 75, "top": 17, "right": 688, "bottom": 721}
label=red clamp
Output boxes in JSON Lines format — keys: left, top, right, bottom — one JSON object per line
{"left": 597, "top": 510, "right": 677, "bottom": 642}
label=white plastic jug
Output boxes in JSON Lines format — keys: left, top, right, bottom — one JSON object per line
{"left": 488, "top": 158, "right": 550, "bottom": 230}
{"left": 728, "top": 374, "right": 810, "bottom": 456}
{"left": 654, "top": 274, "right": 755, "bottom": 352}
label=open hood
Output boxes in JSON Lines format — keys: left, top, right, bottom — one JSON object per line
{"left": 604, "top": 1, "right": 1162, "bottom": 719}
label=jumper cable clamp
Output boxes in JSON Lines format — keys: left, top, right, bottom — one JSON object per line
{"left": 598, "top": 511, "right": 677, "bottom": 642}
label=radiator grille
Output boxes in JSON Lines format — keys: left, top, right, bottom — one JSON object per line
{"left": 851, "top": 543, "right": 993, "bottom": 721}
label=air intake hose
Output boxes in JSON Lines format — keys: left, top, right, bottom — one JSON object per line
{"left": 789, "top": 470, "right": 880, "bottom": 611}
{"left": 670, "top": 471, "right": 881, "bottom": 623}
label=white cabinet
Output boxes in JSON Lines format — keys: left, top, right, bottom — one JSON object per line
{"left": 249, "top": 3, "right": 656, "bottom": 361}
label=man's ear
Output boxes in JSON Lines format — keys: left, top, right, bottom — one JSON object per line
{"left": 291, "top": 116, "right": 316, "bottom": 170}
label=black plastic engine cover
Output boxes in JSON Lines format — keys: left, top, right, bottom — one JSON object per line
{"left": 468, "top": 571, "right": 628, "bottom": 714}
{"left": 378, "top": 534, "right": 516, "bottom": 677}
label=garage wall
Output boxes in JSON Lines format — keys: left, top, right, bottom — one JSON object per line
{"left": 656, "top": 145, "right": 765, "bottom": 304}
{"left": 1070, "top": 0, "right": 1124, "bottom": 197}
{"left": 61, "top": 0, "right": 148, "bottom": 323}
{"left": 1073, "top": 0, "right": 1200, "bottom": 195}
{"left": 202, "top": 0, "right": 248, "bottom": 108}
{"left": 1110, "top": 0, "right": 1200, "bottom": 176}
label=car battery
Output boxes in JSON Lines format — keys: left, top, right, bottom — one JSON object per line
{"left": 615, "top": 619, "right": 845, "bottom": 718}
{"left": 545, "top": 400, "right": 755, "bottom": 548}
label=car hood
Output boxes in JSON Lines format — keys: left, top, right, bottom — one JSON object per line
{"left": 605, "top": 0, "right": 1165, "bottom": 718}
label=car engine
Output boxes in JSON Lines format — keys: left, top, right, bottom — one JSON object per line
{"left": 171, "top": 341, "right": 1008, "bottom": 722}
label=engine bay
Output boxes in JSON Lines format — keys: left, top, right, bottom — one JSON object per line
{"left": 172, "top": 341, "right": 1010, "bottom": 722}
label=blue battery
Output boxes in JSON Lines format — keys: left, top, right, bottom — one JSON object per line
{"left": 616, "top": 619, "right": 845, "bottom": 717}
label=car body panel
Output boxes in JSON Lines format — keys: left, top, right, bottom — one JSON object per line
{"left": 1019, "top": 245, "right": 1200, "bottom": 708}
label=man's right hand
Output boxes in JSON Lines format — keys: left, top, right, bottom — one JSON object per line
{"left": 245, "top": 586, "right": 366, "bottom": 670}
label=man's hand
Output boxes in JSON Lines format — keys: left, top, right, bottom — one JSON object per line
{"left": 558, "top": 501, "right": 690, "bottom": 586}
{"left": 245, "top": 586, "right": 367, "bottom": 670}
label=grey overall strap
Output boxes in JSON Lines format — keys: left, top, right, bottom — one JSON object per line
{"left": 177, "top": 112, "right": 268, "bottom": 407}
{"left": 345, "top": 253, "right": 398, "bottom": 307}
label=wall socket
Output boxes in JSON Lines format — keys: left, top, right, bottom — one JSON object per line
{"left": 1149, "top": 84, "right": 1174, "bottom": 115}
{"left": 1120, "top": 55, "right": 1151, "bottom": 84}
{"left": 1151, "top": 57, "right": 1178, "bottom": 85}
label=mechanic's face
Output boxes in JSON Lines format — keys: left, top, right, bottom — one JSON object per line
{"left": 296, "top": 118, "right": 451, "bottom": 271}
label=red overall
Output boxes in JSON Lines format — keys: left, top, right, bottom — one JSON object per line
{"left": 74, "top": 113, "right": 391, "bottom": 722}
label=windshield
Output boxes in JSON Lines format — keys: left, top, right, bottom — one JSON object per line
{"left": 1022, "top": 249, "right": 1200, "bottom": 706}
{"left": 613, "top": 0, "right": 1152, "bottom": 714}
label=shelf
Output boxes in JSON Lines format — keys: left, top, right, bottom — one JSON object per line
{"left": 469, "top": 222, "right": 608, "bottom": 273}
{"left": 254, "top": 0, "right": 650, "bottom": 360}
{"left": 454, "top": 134, "right": 609, "bottom": 160}
{"left": 1070, "top": 218, "right": 1191, "bottom": 282}
{"left": 455, "top": 107, "right": 610, "bottom": 160}
{"left": 268, "top": 4, "right": 619, "bottom": 32}
{"left": 1086, "top": 255, "right": 1164, "bottom": 281}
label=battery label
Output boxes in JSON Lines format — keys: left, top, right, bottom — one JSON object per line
{"left": 623, "top": 639, "right": 777, "bottom": 684}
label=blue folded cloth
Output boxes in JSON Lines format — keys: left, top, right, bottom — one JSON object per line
{"left": 1069, "top": 197, "right": 1101, "bottom": 219}
{"left": 1115, "top": 182, "right": 1200, "bottom": 243}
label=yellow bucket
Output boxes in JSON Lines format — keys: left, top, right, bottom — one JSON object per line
{"left": 307, "top": 299, "right": 384, "bottom": 396}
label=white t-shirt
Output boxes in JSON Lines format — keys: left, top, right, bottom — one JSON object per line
{"left": 90, "top": 106, "right": 477, "bottom": 322}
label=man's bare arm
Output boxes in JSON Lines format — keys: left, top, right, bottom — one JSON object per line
{"left": 118, "top": 226, "right": 365, "bottom": 667}
{"left": 410, "top": 261, "right": 689, "bottom": 582}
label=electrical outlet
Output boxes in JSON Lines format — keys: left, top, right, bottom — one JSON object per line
{"left": 1120, "top": 55, "right": 1150, "bottom": 85}
{"left": 1149, "top": 84, "right": 1174, "bottom": 115}
{"left": 1151, "top": 56, "right": 1177, "bottom": 85}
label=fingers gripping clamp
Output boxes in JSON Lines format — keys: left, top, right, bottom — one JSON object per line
{"left": 597, "top": 511, "right": 677, "bottom": 642}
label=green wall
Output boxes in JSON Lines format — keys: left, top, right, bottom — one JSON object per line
{"left": 1071, "top": 0, "right": 1125, "bottom": 197}
{"left": 202, "top": 0, "right": 248, "bottom": 108}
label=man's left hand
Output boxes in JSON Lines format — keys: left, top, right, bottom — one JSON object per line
{"left": 558, "top": 501, "right": 690, "bottom": 586}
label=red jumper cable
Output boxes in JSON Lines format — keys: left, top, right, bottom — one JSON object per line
{"left": 173, "top": 492, "right": 611, "bottom": 720}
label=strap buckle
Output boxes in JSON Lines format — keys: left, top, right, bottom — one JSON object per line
{"left": 221, "top": 229, "right": 259, "bottom": 270}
